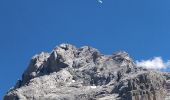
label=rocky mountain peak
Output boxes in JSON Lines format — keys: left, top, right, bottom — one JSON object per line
{"left": 4, "top": 44, "right": 169, "bottom": 100}
{"left": 112, "top": 51, "right": 131, "bottom": 61}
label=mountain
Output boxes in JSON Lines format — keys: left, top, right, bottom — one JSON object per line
{"left": 4, "top": 44, "right": 170, "bottom": 100}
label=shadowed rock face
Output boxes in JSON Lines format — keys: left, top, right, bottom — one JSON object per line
{"left": 4, "top": 44, "right": 169, "bottom": 100}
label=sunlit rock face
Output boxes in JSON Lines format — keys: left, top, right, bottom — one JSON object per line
{"left": 4, "top": 44, "right": 169, "bottom": 100}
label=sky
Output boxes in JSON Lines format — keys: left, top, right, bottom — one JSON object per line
{"left": 0, "top": 0, "right": 170, "bottom": 98}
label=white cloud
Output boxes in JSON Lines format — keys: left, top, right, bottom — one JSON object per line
{"left": 136, "top": 57, "right": 170, "bottom": 70}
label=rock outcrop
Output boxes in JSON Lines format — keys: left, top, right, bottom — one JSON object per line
{"left": 4, "top": 44, "right": 169, "bottom": 100}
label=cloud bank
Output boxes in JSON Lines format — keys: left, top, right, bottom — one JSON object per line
{"left": 136, "top": 57, "right": 170, "bottom": 70}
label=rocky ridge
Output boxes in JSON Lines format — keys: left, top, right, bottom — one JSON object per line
{"left": 4, "top": 44, "right": 170, "bottom": 100}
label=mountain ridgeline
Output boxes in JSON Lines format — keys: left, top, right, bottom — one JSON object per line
{"left": 4, "top": 44, "right": 170, "bottom": 100}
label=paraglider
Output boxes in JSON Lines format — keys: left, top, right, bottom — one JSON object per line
{"left": 97, "top": 0, "right": 103, "bottom": 4}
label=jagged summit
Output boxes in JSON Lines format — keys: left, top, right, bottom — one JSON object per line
{"left": 4, "top": 44, "right": 170, "bottom": 100}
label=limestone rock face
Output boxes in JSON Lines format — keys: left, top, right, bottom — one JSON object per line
{"left": 4, "top": 44, "right": 169, "bottom": 100}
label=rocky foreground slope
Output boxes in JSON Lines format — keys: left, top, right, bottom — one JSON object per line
{"left": 4, "top": 44, "right": 170, "bottom": 100}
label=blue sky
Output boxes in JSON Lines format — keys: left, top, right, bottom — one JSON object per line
{"left": 1, "top": 0, "right": 170, "bottom": 98}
